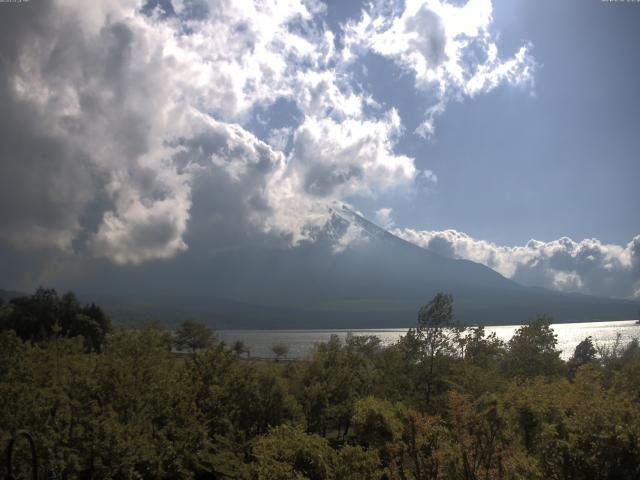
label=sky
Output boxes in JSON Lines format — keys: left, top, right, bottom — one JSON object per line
{"left": 0, "top": 0, "right": 639, "bottom": 299}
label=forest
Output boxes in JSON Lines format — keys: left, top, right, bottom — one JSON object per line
{"left": 1, "top": 288, "right": 639, "bottom": 479}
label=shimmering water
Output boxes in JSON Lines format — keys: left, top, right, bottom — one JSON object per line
{"left": 218, "top": 320, "right": 640, "bottom": 360}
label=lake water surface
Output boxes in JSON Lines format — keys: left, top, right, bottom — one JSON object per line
{"left": 218, "top": 320, "right": 640, "bottom": 360}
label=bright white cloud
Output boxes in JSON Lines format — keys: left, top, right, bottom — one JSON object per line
{"left": 291, "top": 110, "right": 416, "bottom": 198}
{"left": 345, "top": 0, "right": 535, "bottom": 136}
{"left": 394, "top": 228, "right": 640, "bottom": 298}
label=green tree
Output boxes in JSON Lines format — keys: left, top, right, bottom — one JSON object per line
{"left": 505, "top": 315, "right": 564, "bottom": 378}
{"left": 3, "top": 296, "right": 640, "bottom": 480}
{"left": 416, "top": 292, "right": 462, "bottom": 405}
{"left": 567, "top": 336, "right": 598, "bottom": 377}
{"left": 252, "top": 424, "right": 336, "bottom": 480}
{"left": 456, "top": 326, "right": 508, "bottom": 398}
{"left": 0, "top": 327, "right": 213, "bottom": 479}
{"left": 295, "top": 335, "right": 380, "bottom": 439}
{"left": 464, "top": 326, "right": 506, "bottom": 366}
{"left": 174, "top": 319, "right": 215, "bottom": 353}
{"left": 79, "top": 302, "right": 111, "bottom": 351}
{"left": 232, "top": 339, "right": 250, "bottom": 358}
{"left": 0, "top": 288, "right": 110, "bottom": 351}
{"left": 334, "top": 445, "right": 382, "bottom": 480}
{"left": 272, "top": 343, "right": 290, "bottom": 361}
{"left": 351, "top": 396, "right": 404, "bottom": 450}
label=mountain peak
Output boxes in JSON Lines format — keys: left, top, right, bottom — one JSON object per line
{"left": 323, "top": 203, "right": 395, "bottom": 251}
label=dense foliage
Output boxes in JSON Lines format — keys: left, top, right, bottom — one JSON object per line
{"left": 0, "top": 288, "right": 110, "bottom": 352}
{"left": 1, "top": 291, "right": 639, "bottom": 479}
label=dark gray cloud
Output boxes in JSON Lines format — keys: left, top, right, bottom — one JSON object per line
{"left": 0, "top": 0, "right": 193, "bottom": 264}
{"left": 405, "top": 6, "right": 447, "bottom": 68}
{"left": 175, "top": 123, "right": 290, "bottom": 253}
{"left": 0, "top": 1, "right": 99, "bottom": 250}
{"left": 304, "top": 164, "right": 364, "bottom": 197}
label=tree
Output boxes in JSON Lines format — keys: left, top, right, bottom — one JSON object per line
{"left": 505, "top": 315, "right": 564, "bottom": 378}
{"left": 458, "top": 327, "right": 508, "bottom": 398}
{"left": 416, "top": 292, "right": 462, "bottom": 405}
{"left": 464, "top": 326, "right": 506, "bottom": 366}
{"left": 174, "top": 319, "right": 215, "bottom": 353}
{"left": 387, "top": 409, "right": 453, "bottom": 480}
{"left": 449, "top": 391, "right": 513, "bottom": 479}
{"left": 294, "top": 334, "right": 381, "bottom": 439}
{"left": 252, "top": 424, "right": 336, "bottom": 480}
{"left": 0, "top": 288, "right": 110, "bottom": 351}
{"left": 271, "top": 343, "right": 290, "bottom": 361}
{"left": 232, "top": 339, "right": 250, "bottom": 358}
{"left": 334, "top": 445, "right": 382, "bottom": 480}
{"left": 7, "top": 287, "right": 60, "bottom": 341}
{"left": 351, "top": 396, "right": 403, "bottom": 450}
{"left": 567, "top": 336, "right": 597, "bottom": 377}
{"left": 79, "top": 302, "right": 111, "bottom": 351}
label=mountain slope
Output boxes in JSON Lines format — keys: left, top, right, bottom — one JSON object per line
{"left": 72, "top": 205, "right": 640, "bottom": 328}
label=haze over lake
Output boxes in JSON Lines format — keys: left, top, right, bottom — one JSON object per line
{"left": 219, "top": 320, "right": 640, "bottom": 360}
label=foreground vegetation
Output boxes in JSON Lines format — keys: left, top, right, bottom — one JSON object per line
{"left": 1, "top": 290, "right": 640, "bottom": 479}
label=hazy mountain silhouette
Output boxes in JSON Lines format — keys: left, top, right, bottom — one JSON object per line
{"left": 68, "top": 205, "right": 639, "bottom": 329}
{"left": 0, "top": 288, "right": 27, "bottom": 302}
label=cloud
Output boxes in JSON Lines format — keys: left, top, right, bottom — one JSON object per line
{"left": 0, "top": 0, "right": 536, "bottom": 266}
{"left": 0, "top": 0, "right": 213, "bottom": 264}
{"left": 291, "top": 110, "right": 416, "bottom": 198}
{"left": 344, "top": 0, "right": 535, "bottom": 136}
{"left": 394, "top": 228, "right": 640, "bottom": 298}
{"left": 375, "top": 208, "right": 395, "bottom": 229}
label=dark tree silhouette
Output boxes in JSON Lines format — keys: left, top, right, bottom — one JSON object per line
{"left": 174, "top": 319, "right": 215, "bottom": 353}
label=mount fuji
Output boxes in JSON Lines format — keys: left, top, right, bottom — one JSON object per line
{"left": 77, "top": 205, "right": 639, "bottom": 329}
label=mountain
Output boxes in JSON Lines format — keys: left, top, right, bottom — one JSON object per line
{"left": 0, "top": 288, "right": 28, "bottom": 302}
{"left": 69, "top": 204, "right": 639, "bottom": 329}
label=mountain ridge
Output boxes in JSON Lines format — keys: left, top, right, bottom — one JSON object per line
{"left": 3, "top": 207, "right": 638, "bottom": 328}
{"left": 76, "top": 206, "right": 640, "bottom": 328}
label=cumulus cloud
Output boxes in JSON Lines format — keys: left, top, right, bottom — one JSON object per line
{"left": 344, "top": 0, "right": 535, "bottom": 136}
{"left": 375, "top": 208, "right": 395, "bottom": 229}
{"left": 0, "top": 0, "right": 535, "bottom": 265}
{"left": 292, "top": 110, "right": 416, "bottom": 198}
{"left": 394, "top": 228, "right": 640, "bottom": 298}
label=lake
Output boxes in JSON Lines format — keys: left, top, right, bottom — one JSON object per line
{"left": 218, "top": 320, "right": 640, "bottom": 360}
